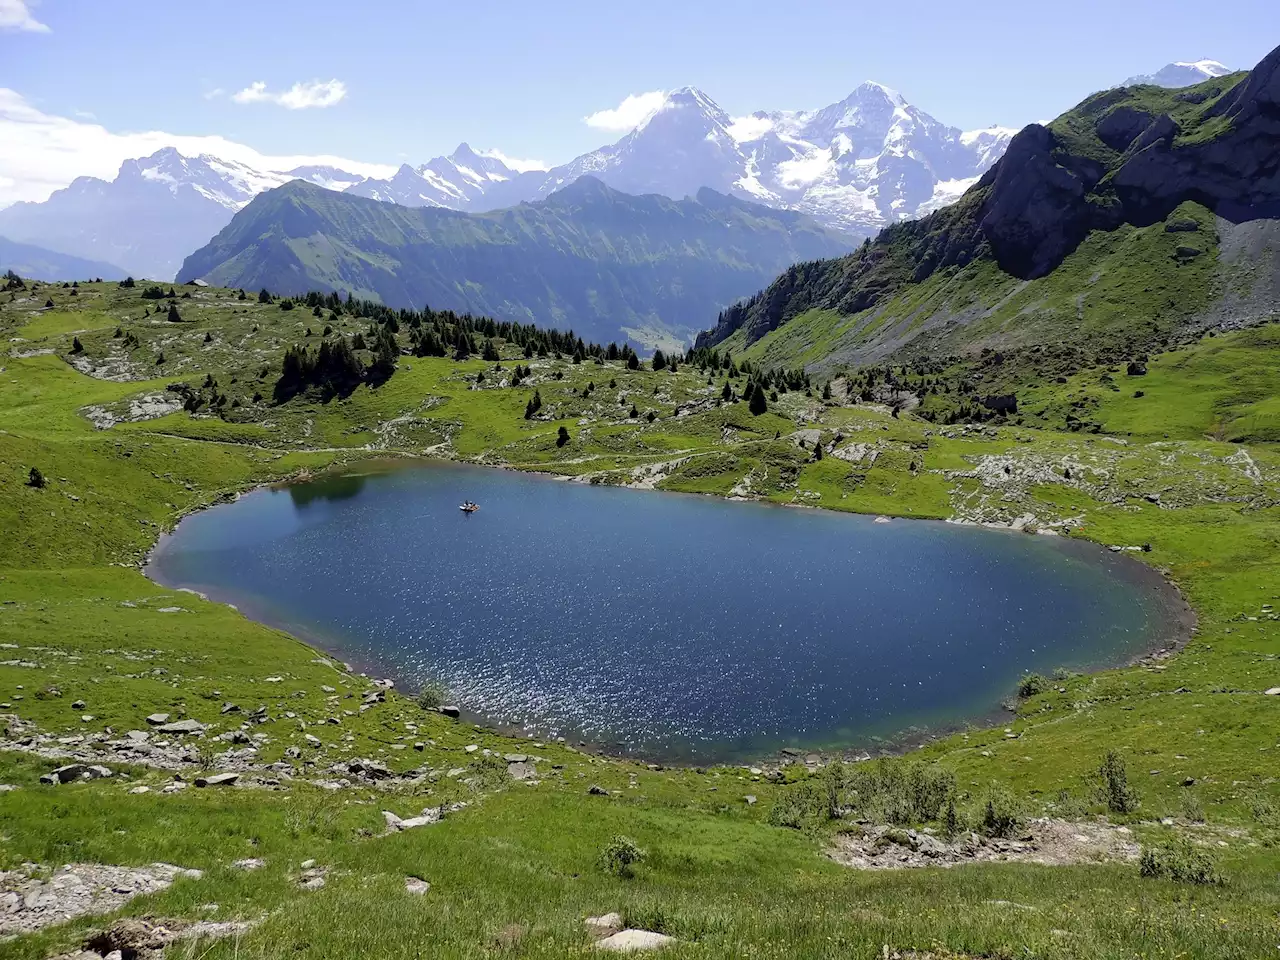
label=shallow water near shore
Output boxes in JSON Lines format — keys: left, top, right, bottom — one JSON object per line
{"left": 148, "top": 461, "right": 1188, "bottom": 763}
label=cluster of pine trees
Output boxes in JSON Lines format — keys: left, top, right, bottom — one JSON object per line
{"left": 269, "top": 288, "right": 631, "bottom": 402}
{"left": 274, "top": 323, "right": 399, "bottom": 402}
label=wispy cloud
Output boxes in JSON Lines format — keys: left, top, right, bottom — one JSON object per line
{"left": 475, "top": 147, "right": 547, "bottom": 173}
{"left": 0, "top": 88, "right": 394, "bottom": 206}
{"left": 583, "top": 91, "right": 667, "bottom": 133}
{"left": 232, "top": 79, "right": 347, "bottom": 110}
{"left": 202, "top": 88, "right": 225, "bottom": 101}
{"left": 0, "top": 0, "right": 50, "bottom": 32}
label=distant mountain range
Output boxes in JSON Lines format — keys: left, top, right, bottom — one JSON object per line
{"left": 0, "top": 59, "right": 1230, "bottom": 286}
{"left": 176, "top": 177, "right": 855, "bottom": 351}
{"left": 0, "top": 82, "right": 1023, "bottom": 281}
{"left": 0, "top": 235, "right": 128, "bottom": 282}
{"left": 0, "top": 150, "right": 364, "bottom": 281}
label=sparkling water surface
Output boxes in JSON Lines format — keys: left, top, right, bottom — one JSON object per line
{"left": 148, "top": 462, "right": 1175, "bottom": 762}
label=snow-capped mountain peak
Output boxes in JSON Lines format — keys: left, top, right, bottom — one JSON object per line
{"left": 346, "top": 81, "right": 1022, "bottom": 238}
{"left": 1123, "top": 59, "right": 1232, "bottom": 88}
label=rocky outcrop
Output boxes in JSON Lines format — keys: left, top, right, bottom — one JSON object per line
{"left": 1095, "top": 106, "right": 1157, "bottom": 150}
{"left": 977, "top": 125, "right": 1114, "bottom": 279}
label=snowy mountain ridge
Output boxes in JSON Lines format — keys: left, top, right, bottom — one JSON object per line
{"left": 346, "top": 83, "right": 1019, "bottom": 239}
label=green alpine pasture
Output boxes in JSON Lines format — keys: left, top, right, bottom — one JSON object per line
{"left": 1, "top": 279, "right": 1278, "bottom": 958}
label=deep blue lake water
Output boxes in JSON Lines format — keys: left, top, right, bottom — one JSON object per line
{"left": 147, "top": 462, "right": 1184, "bottom": 762}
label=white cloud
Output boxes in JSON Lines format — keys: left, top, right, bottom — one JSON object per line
{"left": 725, "top": 114, "right": 773, "bottom": 144}
{"left": 475, "top": 147, "right": 547, "bottom": 173}
{"left": 583, "top": 90, "right": 667, "bottom": 133}
{"left": 0, "top": 88, "right": 395, "bottom": 206}
{"left": 0, "top": 0, "right": 49, "bottom": 32}
{"left": 232, "top": 79, "right": 347, "bottom": 110}
{"left": 202, "top": 88, "right": 225, "bottom": 101}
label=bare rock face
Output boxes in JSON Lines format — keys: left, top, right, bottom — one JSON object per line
{"left": 977, "top": 124, "right": 1115, "bottom": 279}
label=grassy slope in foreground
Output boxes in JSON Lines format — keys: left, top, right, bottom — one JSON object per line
{"left": 1, "top": 281, "right": 1279, "bottom": 958}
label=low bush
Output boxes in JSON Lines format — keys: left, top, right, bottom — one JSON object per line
{"left": 980, "top": 784, "right": 1024, "bottom": 838}
{"left": 1139, "top": 837, "right": 1223, "bottom": 885}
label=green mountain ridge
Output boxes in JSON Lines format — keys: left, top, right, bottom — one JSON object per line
{"left": 695, "top": 43, "right": 1280, "bottom": 379}
{"left": 176, "top": 177, "right": 854, "bottom": 352}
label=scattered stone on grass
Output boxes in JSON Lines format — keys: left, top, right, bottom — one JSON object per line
{"left": 382, "top": 807, "right": 442, "bottom": 832}
{"left": 49, "top": 915, "right": 257, "bottom": 960}
{"left": 194, "top": 772, "right": 239, "bottom": 788}
{"left": 0, "top": 863, "right": 202, "bottom": 935}
{"left": 827, "top": 818, "right": 1140, "bottom": 870}
{"left": 585, "top": 912, "right": 624, "bottom": 939}
{"left": 155, "top": 719, "right": 205, "bottom": 734}
{"left": 507, "top": 760, "right": 537, "bottom": 781}
{"left": 297, "top": 866, "right": 327, "bottom": 890}
{"left": 596, "top": 929, "right": 677, "bottom": 952}
{"left": 405, "top": 876, "right": 431, "bottom": 895}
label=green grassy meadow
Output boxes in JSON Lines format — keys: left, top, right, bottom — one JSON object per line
{"left": 1, "top": 279, "right": 1278, "bottom": 958}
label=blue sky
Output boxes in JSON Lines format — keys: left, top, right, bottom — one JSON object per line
{"left": 1, "top": 0, "right": 1277, "bottom": 203}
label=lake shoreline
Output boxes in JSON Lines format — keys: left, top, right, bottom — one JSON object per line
{"left": 144, "top": 451, "right": 1198, "bottom": 768}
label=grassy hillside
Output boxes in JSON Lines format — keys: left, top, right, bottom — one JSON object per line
{"left": 2, "top": 279, "right": 1279, "bottom": 958}
{"left": 175, "top": 177, "right": 854, "bottom": 354}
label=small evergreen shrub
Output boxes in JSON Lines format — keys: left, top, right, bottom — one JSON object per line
{"left": 599, "top": 835, "right": 646, "bottom": 877}
{"left": 980, "top": 784, "right": 1024, "bottom": 838}
{"left": 1094, "top": 749, "right": 1139, "bottom": 814}
{"left": 1016, "top": 672, "right": 1048, "bottom": 698}
{"left": 415, "top": 684, "right": 446, "bottom": 711}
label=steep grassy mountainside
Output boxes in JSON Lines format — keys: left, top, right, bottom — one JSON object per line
{"left": 0, "top": 236, "right": 128, "bottom": 282}
{"left": 176, "top": 177, "right": 854, "bottom": 352}
{"left": 696, "top": 44, "right": 1280, "bottom": 374}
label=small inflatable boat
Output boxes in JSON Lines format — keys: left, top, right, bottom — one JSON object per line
{"left": 459, "top": 502, "right": 478, "bottom": 513}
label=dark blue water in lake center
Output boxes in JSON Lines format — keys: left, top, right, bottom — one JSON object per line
{"left": 147, "top": 462, "right": 1183, "bottom": 762}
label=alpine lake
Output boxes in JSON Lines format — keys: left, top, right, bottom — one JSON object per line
{"left": 147, "top": 461, "right": 1189, "bottom": 764}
